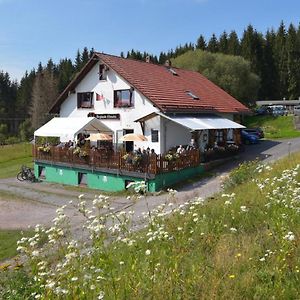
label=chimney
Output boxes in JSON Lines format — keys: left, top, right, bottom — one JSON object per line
{"left": 145, "top": 55, "right": 151, "bottom": 63}
{"left": 164, "top": 59, "right": 171, "bottom": 68}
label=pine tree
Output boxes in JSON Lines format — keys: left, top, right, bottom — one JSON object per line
{"left": 57, "top": 58, "right": 74, "bottom": 93}
{"left": 261, "top": 30, "right": 278, "bottom": 99}
{"left": 219, "top": 31, "right": 228, "bottom": 54}
{"left": 286, "top": 23, "right": 300, "bottom": 99}
{"left": 196, "top": 35, "right": 206, "bottom": 50}
{"left": 227, "top": 31, "right": 240, "bottom": 55}
{"left": 16, "top": 70, "right": 36, "bottom": 117}
{"left": 207, "top": 34, "right": 219, "bottom": 53}
{"left": 159, "top": 52, "right": 167, "bottom": 64}
{"left": 241, "top": 25, "right": 264, "bottom": 78}
{"left": 75, "top": 49, "right": 82, "bottom": 72}
{"left": 89, "top": 47, "right": 95, "bottom": 58}
{"left": 81, "top": 47, "right": 90, "bottom": 66}
{"left": 274, "top": 21, "right": 288, "bottom": 99}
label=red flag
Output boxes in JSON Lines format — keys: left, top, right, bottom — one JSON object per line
{"left": 96, "top": 93, "right": 104, "bottom": 101}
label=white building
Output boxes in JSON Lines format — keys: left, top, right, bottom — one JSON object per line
{"left": 48, "top": 52, "right": 249, "bottom": 154}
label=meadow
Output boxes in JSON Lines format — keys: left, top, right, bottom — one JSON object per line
{"left": 244, "top": 115, "right": 300, "bottom": 139}
{"left": 0, "top": 143, "right": 32, "bottom": 179}
{"left": 1, "top": 152, "right": 300, "bottom": 299}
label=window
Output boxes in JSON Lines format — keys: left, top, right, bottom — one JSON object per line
{"left": 215, "top": 130, "right": 223, "bottom": 143}
{"left": 114, "top": 89, "right": 134, "bottom": 108}
{"left": 99, "top": 64, "right": 108, "bottom": 80}
{"left": 77, "top": 92, "right": 93, "bottom": 108}
{"left": 186, "top": 91, "right": 199, "bottom": 100}
{"left": 151, "top": 129, "right": 159, "bottom": 142}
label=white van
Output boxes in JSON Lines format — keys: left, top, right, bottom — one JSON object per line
{"left": 294, "top": 106, "right": 300, "bottom": 116}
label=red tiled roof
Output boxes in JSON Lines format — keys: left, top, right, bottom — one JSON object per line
{"left": 50, "top": 52, "right": 250, "bottom": 114}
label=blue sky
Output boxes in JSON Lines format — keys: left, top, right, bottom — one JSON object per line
{"left": 0, "top": 0, "right": 299, "bottom": 81}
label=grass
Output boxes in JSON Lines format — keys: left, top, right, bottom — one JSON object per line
{"left": 243, "top": 115, "right": 300, "bottom": 139}
{"left": 0, "top": 230, "right": 33, "bottom": 262}
{"left": 2, "top": 152, "right": 300, "bottom": 299}
{"left": 0, "top": 143, "right": 33, "bottom": 179}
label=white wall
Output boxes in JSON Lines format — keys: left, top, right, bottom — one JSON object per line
{"left": 162, "top": 118, "right": 192, "bottom": 153}
{"left": 59, "top": 62, "right": 160, "bottom": 148}
{"left": 143, "top": 116, "right": 161, "bottom": 154}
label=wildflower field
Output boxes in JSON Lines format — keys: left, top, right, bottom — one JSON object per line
{"left": 1, "top": 153, "right": 300, "bottom": 299}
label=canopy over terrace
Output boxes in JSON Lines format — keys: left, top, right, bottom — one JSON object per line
{"left": 159, "top": 113, "right": 245, "bottom": 130}
{"left": 135, "top": 112, "right": 245, "bottom": 130}
{"left": 34, "top": 117, "right": 112, "bottom": 142}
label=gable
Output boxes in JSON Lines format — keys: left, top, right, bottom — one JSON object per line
{"left": 50, "top": 52, "right": 250, "bottom": 115}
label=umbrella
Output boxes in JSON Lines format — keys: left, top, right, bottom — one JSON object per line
{"left": 119, "top": 133, "right": 148, "bottom": 142}
{"left": 86, "top": 133, "right": 113, "bottom": 141}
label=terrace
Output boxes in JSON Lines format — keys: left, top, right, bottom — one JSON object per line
{"left": 33, "top": 146, "right": 201, "bottom": 177}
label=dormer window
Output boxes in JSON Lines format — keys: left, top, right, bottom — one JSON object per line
{"left": 114, "top": 89, "right": 134, "bottom": 108}
{"left": 77, "top": 92, "right": 94, "bottom": 108}
{"left": 99, "top": 64, "right": 108, "bottom": 80}
{"left": 186, "top": 91, "right": 199, "bottom": 100}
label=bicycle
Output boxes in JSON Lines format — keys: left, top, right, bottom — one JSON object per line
{"left": 17, "top": 165, "right": 36, "bottom": 182}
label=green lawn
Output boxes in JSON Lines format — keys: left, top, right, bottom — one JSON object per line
{"left": 0, "top": 143, "right": 33, "bottom": 179}
{"left": 243, "top": 115, "right": 300, "bottom": 139}
{"left": 0, "top": 230, "right": 30, "bottom": 261}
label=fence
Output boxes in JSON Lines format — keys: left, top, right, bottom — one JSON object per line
{"left": 33, "top": 146, "right": 200, "bottom": 175}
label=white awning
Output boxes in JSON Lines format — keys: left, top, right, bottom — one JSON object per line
{"left": 135, "top": 112, "right": 245, "bottom": 130}
{"left": 164, "top": 114, "right": 245, "bottom": 130}
{"left": 34, "top": 117, "right": 113, "bottom": 142}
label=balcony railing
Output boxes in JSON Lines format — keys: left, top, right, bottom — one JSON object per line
{"left": 33, "top": 146, "right": 200, "bottom": 175}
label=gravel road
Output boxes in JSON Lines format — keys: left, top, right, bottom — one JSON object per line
{"left": 1, "top": 138, "right": 300, "bottom": 231}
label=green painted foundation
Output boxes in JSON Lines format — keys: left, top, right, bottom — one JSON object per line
{"left": 34, "top": 161, "right": 205, "bottom": 192}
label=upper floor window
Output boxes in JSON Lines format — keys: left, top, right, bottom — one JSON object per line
{"left": 99, "top": 64, "right": 108, "bottom": 80}
{"left": 77, "top": 92, "right": 93, "bottom": 108}
{"left": 114, "top": 89, "right": 134, "bottom": 108}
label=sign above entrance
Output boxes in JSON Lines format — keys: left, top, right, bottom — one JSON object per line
{"left": 88, "top": 113, "right": 120, "bottom": 120}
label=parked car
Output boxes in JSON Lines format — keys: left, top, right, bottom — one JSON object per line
{"left": 294, "top": 105, "right": 300, "bottom": 116}
{"left": 268, "top": 105, "right": 288, "bottom": 116}
{"left": 243, "top": 128, "right": 264, "bottom": 139}
{"left": 241, "top": 130, "right": 259, "bottom": 144}
{"left": 255, "top": 107, "right": 268, "bottom": 115}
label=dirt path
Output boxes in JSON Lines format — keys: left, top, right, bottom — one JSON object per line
{"left": 1, "top": 138, "right": 300, "bottom": 231}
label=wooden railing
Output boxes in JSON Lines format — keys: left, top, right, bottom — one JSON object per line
{"left": 33, "top": 146, "right": 200, "bottom": 175}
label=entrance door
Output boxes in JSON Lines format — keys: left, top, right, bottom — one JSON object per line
{"left": 124, "top": 129, "right": 134, "bottom": 152}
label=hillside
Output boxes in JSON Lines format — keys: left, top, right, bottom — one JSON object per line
{"left": 1, "top": 152, "right": 300, "bottom": 298}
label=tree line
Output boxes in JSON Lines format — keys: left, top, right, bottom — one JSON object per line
{"left": 126, "top": 22, "right": 300, "bottom": 101}
{"left": 0, "top": 21, "right": 299, "bottom": 143}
